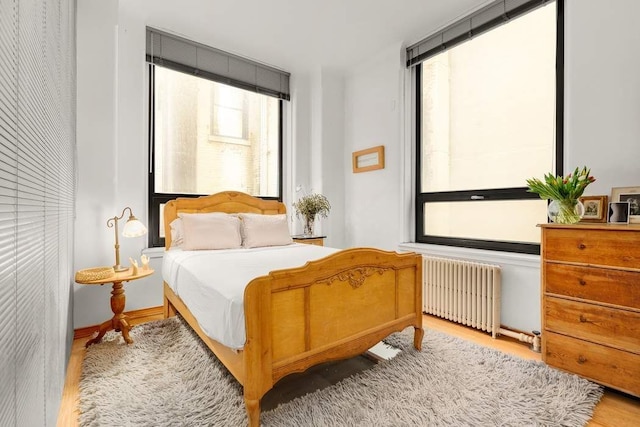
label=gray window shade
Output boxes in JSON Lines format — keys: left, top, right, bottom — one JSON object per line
{"left": 406, "top": 0, "right": 552, "bottom": 67}
{"left": 146, "top": 27, "right": 290, "bottom": 100}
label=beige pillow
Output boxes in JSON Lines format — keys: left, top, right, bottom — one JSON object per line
{"left": 169, "top": 218, "right": 184, "bottom": 248}
{"left": 179, "top": 212, "right": 242, "bottom": 250}
{"left": 239, "top": 213, "right": 293, "bottom": 248}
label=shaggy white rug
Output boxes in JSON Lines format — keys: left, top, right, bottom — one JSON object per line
{"left": 79, "top": 317, "right": 603, "bottom": 426}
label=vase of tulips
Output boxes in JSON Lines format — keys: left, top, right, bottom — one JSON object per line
{"left": 526, "top": 167, "right": 596, "bottom": 224}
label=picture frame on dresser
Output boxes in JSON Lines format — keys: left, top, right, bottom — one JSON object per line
{"left": 608, "top": 202, "right": 630, "bottom": 224}
{"left": 578, "top": 195, "right": 608, "bottom": 223}
{"left": 611, "top": 186, "right": 640, "bottom": 223}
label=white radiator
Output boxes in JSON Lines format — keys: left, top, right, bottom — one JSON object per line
{"left": 423, "top": 256, "right": 501, "bottom": 338}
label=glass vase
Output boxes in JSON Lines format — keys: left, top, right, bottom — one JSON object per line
{"left": 547, "top": 199, "right": 584, "bottom": 224}
{"left": 303, "top": 216, "right": 315, "bottom": 236}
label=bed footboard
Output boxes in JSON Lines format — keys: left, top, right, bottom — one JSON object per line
{"left": 242, "top": 247, "right": 423, "bottom": 426}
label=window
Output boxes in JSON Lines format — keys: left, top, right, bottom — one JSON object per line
{"left": 210, "top": 84, "right": 248, "bottom": 140}
{"left": 412, "top": 0, "right": 562, "bottom": 254}
{"left": 146, "top": 28, "right": 290, "bottom": 247}
{"left": 149, "top": 66, "right": 283, "bottom": 246}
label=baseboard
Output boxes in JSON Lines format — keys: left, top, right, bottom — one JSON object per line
{"left": 74, "top": 306, "right": 164, "bottom": 339}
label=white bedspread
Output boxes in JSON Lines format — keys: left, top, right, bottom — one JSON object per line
{"left": 162, "top": 243, "right": 338, "bottom": 349}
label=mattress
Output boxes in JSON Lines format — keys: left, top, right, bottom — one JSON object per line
{"left": 162, "top": 243, "right": 338, "bottom": 349}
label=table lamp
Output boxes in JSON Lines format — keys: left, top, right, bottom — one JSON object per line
{"left": 107, "top": 207, "right": 148, "bottom": 272}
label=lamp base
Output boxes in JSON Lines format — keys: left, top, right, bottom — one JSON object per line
{"left": 113, "top": 265, "right": 129, "bottom": 273}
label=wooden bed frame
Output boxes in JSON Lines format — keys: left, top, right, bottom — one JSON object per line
{"left": 163, "top": 191, "right": 423, "bottom": 426}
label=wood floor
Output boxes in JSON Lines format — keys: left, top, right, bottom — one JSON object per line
{"left": 57, "top": 313, "right": 639, "bottom": 426}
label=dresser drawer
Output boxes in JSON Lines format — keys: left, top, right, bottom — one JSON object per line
{"left": 543, "top": 228, "right": 640, "bottom": 268}
{"left": 544, "top": 263, "right": 640, "bottom": 309}
{"left": 545, "top": 297, "right": 640, "bottom": 353}
{"left": 544, "top": 331, "right": 640, "bottom": 397}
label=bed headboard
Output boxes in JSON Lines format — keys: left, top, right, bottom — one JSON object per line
{"left": 163, "top": 191, "right": 286, "bottom": 249}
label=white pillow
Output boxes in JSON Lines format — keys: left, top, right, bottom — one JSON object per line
{"left": 169, "top": 218, "right": 184, "bottom": 248}
{"left": 179, "top": 212, "right": 242, "bottom": 250}
{"left": 239, "top": 213, "right": 293, "bottom": 248}
{"left": 172, "top": 213, "right": 226, "bottom": 247}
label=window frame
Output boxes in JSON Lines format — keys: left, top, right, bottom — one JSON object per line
{"left": 147, "top": 64, "right": 284, "bottom": 248}
{"left": 414, "top": 0, "right": 564, "bottom": 255}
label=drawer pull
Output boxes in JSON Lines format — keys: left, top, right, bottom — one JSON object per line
{"left": 579, "top": 315, "right": 587, "bottom": 323}
{"left": 577, "top": 243, "right": 586, "bottom": 250}
{"left": 578, "top": 279, "right": 587, "bottom": 286}
{"left": 577, "top": 355, "right": 587, "bottom": 364}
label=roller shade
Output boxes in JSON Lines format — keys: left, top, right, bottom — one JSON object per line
{"left": 146, "top": 27, "right": 290, "bottom": 100}
{"left": 406, "top": 0, "right": 552, "bottom": 67}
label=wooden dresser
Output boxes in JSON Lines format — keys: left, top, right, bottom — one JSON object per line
{"left": 540, "top": 223, "right": 640, "bottom": 397}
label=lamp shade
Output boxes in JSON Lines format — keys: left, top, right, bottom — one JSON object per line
{"left": 122, "top": 218, "right": 148, "bottom": 238}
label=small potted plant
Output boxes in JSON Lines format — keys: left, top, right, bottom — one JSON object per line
{"left": 293, "top": 193, "right": 331, "bottom": 236}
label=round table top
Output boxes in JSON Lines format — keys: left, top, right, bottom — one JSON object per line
{"left": 75, "top": 267, "right": 154, "bottom": 285}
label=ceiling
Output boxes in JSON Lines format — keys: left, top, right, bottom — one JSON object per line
{"left": 124, "top": 0, "right": 489, "bottom": 73}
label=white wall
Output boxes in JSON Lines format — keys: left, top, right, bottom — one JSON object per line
{"left": 313, "top": 68, "right": 346, "bottom": 248}
{"left": 564, "top": 0, "right": 640, "bottom": 192}
{"left": 75, "top": 0, "right": 135, "bottom": 327}
{"left": 343, "top": 0, "right": 640, "bottom": 333}
{"left": 344, "top": 43, "right": 405, "bottom": 251}
{"left": 287, "top": 70, "right": 313, "bottom": 236}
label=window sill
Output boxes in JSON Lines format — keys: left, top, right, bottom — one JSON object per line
{"left": 398, "top": 242, "right": 540, "bottom": 269}
{"left": 141, "top": 246, "right": 165, "bottom": 259}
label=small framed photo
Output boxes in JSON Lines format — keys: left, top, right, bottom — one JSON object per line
{"left": 579, "top": 195, "right": 608, "bottom": 223}
{"left": 608, "top": 201, "right": 630, "bottom": 224}
{"left": 611, "top": 186, "right": 640, "bottom": 223}
{"left": 352, "top": 145, "right": 384, "bottom": 173}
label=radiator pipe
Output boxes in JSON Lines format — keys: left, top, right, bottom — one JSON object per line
{"left": 498, "top": 328, "right": 541, "bottom": 353}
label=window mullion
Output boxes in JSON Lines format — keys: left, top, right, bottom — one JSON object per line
{"left": 420, "top": 188, "right": 540, "bottom": 203}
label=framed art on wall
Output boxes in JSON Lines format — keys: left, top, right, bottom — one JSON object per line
{"left": 352, "top": 145, "right": 384, "bottom": 173}
{"left": 611, "top": 186, "right": 640, "bottom": 223}
{"left": 579, "top": 195, "right": 608, "bottom": 223}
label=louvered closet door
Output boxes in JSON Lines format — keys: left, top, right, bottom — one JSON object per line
{"left": 0, "top": 0, "right": 18, "bottom": 425}
{"left": 0, "top": 0, "right": 76, "bottom": 425}
{"left": 43, "top": 1, "right": 76, "bottom": 422}
{"left": 16, "top": 0, "right": 46, "bottom": 424}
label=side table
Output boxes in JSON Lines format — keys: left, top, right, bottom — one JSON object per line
{"left": 75, "top": 267, "right": 154, "bottom": 347}
{"left": 291, "top": 235, "right": 326, "bottom": 246}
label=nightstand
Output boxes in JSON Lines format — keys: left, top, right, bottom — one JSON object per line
{"left": 75, "top": 267, "right": 154, "bottom": 347}
{"left": 292, "top": 235, "right": 326, "bottom": 246}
